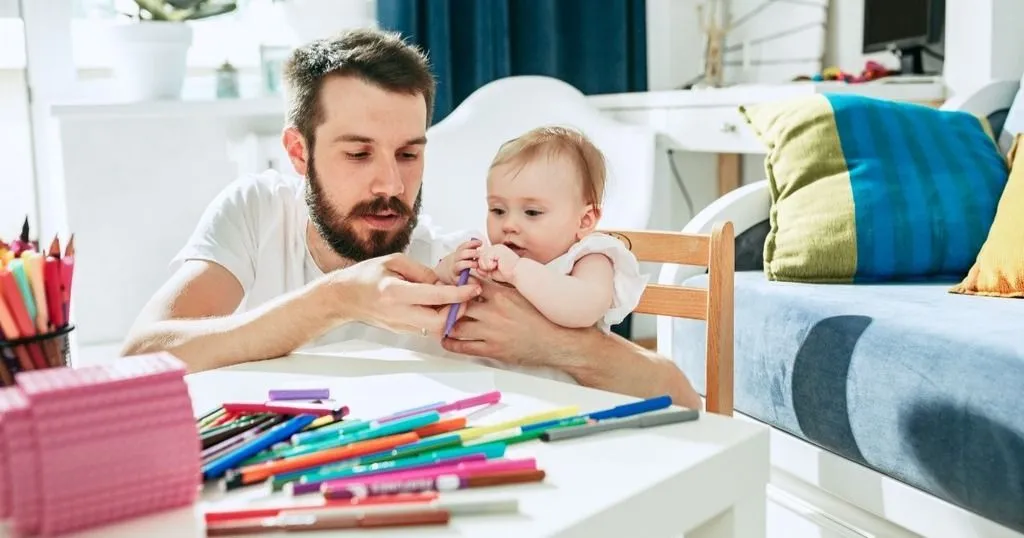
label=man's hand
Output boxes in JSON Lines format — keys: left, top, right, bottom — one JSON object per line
{"left": 441, "top": 278, "right": 701, "bottom": 408}
{"left": 328, "top": 253, "right": 481, "bottom": 337}
{"left": 440, "top": 278, "right": 564, "bottom": 368}
{"left": 476, "top": 244, "right": 520, "bottom": 283}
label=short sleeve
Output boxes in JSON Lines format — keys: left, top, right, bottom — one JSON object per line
{"left": 170, "top": 176, "right": 264, "bottom": 291}
{"left": 563, "top": 233, "right": 650, "bottom": 330}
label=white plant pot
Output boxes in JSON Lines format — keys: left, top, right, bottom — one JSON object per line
{"left": 282, "top": 0, "right": 376, "bottom": 43}
{"left": 107, "top": 21, "right": 193, "bottom": 101}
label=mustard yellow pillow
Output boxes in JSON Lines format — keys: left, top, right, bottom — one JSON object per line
{"left": 951, "top": 134, "right": 1024, "bottom": 297}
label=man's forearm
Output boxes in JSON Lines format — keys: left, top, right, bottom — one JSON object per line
{"left": 120, "top": 281, "right": 343, "bottom": 372}
{"left": 549, "top": 329, "right": 702, "bottom": 409}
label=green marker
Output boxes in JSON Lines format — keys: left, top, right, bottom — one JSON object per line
{"left": 478, "top": 416, "right": 589, "bottom": 446}
{"left": 301, "top": 443, "right": 506, "bottom": 485}
{"left": 290, "top": 419, "right": 371, "bottom": 446}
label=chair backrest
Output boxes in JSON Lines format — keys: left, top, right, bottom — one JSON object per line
{"left": 602, "top": 222, "right": 736, "bottom": 416}
{"left": 1000, "top": 80, "right": 1024, "bottom": 154}
{"left": 421, "top": 75, "right": 658, "bottom": 235}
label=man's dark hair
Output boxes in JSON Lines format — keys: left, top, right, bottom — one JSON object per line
{"left": 282, "top": 28, "right": 436, "bottom": 149}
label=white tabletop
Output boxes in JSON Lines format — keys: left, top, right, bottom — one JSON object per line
{"left": 64, "top": 341, "right": 769, "bottom": 538}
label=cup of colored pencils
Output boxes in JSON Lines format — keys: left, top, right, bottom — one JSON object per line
{"left": 0, "top": 217, "right": 76, "bottom": 386}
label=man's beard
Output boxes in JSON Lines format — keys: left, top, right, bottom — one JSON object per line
{"left": 304, "top": 160, "right": 421, "bottom": 263}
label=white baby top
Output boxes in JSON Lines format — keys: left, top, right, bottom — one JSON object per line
{"left": 466, "top": 232, "right": 649, "bottom": 384}
{"left": 543, "top": 232, "right": 650, "bottom": 333}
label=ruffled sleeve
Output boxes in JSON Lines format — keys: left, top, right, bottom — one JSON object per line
{"left": 558, "top": 233, "right": 650, "bottom": 331}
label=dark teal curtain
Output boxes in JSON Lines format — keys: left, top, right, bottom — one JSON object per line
{"left": 377, "top": 0, "right": 648, "bottom": 124}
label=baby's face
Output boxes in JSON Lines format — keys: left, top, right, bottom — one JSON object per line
{"left": 486, "top": 154, "right": 596, "bottom": 265}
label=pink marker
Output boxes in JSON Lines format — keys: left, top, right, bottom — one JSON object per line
{"left": 321, "top": 458, "right": 536, "bottom": 499}
{"left": 378, "top": 391, "right": 501, "bottom": 423}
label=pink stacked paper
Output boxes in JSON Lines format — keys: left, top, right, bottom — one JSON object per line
{"left": 0, "top": 387, "right": 36, "bottom": 536}
{"left": 1, "top": 352, "right": 202, "bottom": 537}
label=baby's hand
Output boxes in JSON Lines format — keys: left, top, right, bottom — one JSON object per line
{"left": 476, "top": 244, "right": 520, "bottom": 283}
{"left": 449, "top": 238, "right": 482, "bottom": 282}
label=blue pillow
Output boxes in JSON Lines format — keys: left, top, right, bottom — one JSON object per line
{"left": 740, "top": 93, "right": 1010, "bottom": 283}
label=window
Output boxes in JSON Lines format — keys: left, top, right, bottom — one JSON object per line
{"left": 71, "top": 0, "right": 288, "bottom": 70}
{"left": 0, "top": 4, "right": 39, "bottom": 234}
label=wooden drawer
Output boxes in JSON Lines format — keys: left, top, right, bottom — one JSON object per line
{"left": 662, "top": 106, "right": 767, "bottom": 154}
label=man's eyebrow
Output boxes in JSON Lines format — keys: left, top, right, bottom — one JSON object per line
{"left": 333, "top": 134, "right": 373, "bottom": 144}
{"left": 331, "top": 134, "right": 428, "bottom": 146}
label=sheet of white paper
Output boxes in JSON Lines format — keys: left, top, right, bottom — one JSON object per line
{"left": 186, "top": 371, "right": 496, "bottom": 421}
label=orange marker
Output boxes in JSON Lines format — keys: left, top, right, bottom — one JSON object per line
{"left": 413, "top": 417, "right": 466, "bottom": 438}
{"left": 0, "top": 274, "right": 35, "bottom": 372}
{"left": 240, "top": 433, "right": 419, "bottom": 485}
{"left": 0, "top": 270, "right": 46, "bottom": 369}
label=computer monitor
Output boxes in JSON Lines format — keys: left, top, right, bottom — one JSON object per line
{"left": 863, "top": 0, "right": 945, "bottom": 75}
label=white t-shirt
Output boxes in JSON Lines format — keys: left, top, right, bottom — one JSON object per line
{"left": 171, "top": 169, "right": 472, "bottom": 358}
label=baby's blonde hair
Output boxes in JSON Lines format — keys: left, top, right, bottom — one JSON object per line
{"left": 488, "top": 126, "right": 607, "bottom": 211}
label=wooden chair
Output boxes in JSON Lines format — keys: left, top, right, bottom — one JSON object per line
{"left": 601, "top": 222, "right": 735, "bottom": 416}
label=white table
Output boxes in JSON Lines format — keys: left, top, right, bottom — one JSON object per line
{"left": 69, "top": 341, "right": 769, "bottom": 538}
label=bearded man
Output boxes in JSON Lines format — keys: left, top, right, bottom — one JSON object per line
{"left": 121, "top": 28, "right": 699, "bottom": 408}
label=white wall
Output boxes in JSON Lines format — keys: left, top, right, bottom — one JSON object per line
{"left": 944, "top": 0, "right": 1024, "bottom": 96}
{"left": 0, "top": 68, "right": 37, "bottom": 237}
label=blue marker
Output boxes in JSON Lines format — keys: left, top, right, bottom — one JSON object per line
{"left": 202, "top": 414, "right": 317, "bottom": 480}
{"left": 587, "top": 395, "right": 673, "bottom": 421}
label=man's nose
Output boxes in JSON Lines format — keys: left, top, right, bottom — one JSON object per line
{"left": 371, "top": 157, "right": 404, "bottom": 197}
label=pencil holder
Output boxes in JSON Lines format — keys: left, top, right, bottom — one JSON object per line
{"left": 0, "top": 325, "right": 75, "bottom": 386}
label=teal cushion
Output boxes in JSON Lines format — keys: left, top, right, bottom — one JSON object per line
{"left": 741, "top": 94, "right": 1010, "bottom": 283}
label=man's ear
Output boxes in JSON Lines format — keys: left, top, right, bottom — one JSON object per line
{"left": 282, "top": 127, "right": 309, "bottom": 176}
{"left": 576, "top": 204, "right": 601, "bottom": 240}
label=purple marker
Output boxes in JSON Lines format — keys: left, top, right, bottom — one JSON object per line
{"left": 268, "top": 388, "right": 330, "bottom": 401}
{"left": 443, "top": 268, "right": 471, "bottom": 338}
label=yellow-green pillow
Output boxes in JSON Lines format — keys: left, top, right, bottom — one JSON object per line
{"left": 951, "top": 134, "right": 1024, "bottom": 297}
{"left": 740, "top": 94, "right": 1008, "bottom": 283}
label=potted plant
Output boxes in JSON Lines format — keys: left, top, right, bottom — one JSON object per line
{"left": 109, "top": 0, "right": 237, "bottom": 101}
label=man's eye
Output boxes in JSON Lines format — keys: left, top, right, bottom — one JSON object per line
{"left": 347, "top": 152, "right": 369, "bottom": 160}
{"left": 400, "top": 152, "right": 420, "bottom": 160}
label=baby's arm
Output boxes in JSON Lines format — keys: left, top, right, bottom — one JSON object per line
{"left": 511, "top": 253, "right": 615, "bottom": 328}
{"left": 434, "top": 238, "right": 482, "bottom": 284}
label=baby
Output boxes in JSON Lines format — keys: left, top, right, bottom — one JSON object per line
{"left": 434, "top": 126, "right": 649, "bottom": 383}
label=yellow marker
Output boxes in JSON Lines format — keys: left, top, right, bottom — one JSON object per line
{"left": 462, "top": 427, "right": 524, "bottom": 447}
{"left": 457, "top": 405, "right": 579, "bottom": 441}
{"left": 305, "top": 414, "right": 340, "bottom": 430}
{"left": 22, "top": 253, "right": 49, "bottom": 332}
